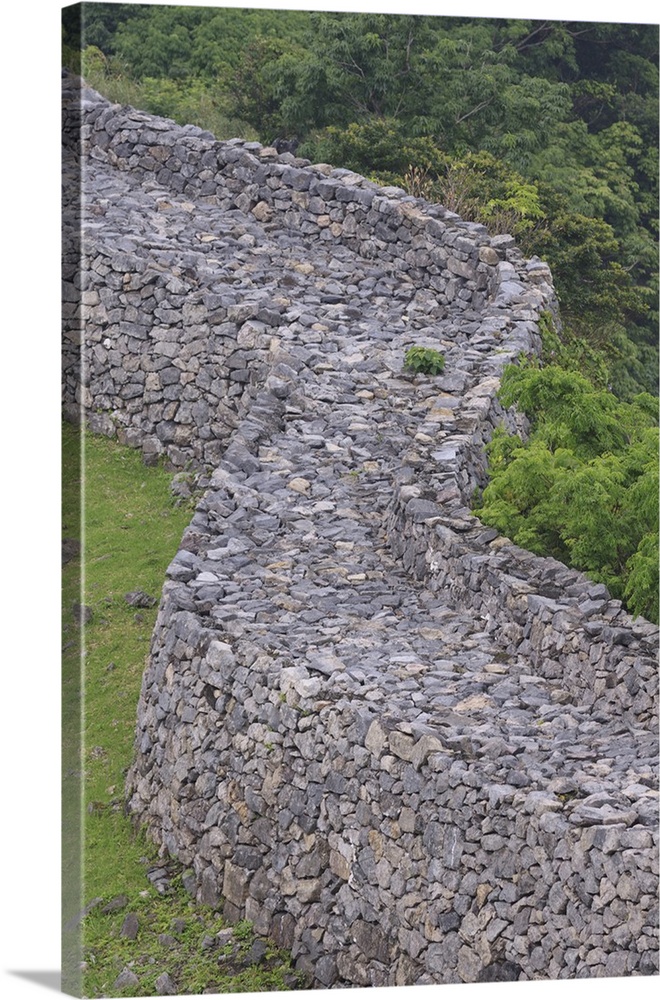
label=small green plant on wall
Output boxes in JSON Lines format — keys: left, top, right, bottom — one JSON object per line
{"left": 404, "top": 346, "right": 446, "bottom": 375}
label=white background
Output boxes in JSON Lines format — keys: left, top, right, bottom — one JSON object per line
{"left": 1, "top": 1, "right": 657, "bottom": 998}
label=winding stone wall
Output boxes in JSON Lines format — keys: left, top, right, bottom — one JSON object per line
{"left": 63, "top": 74, "right": 552, "bottom": 472}
{"left": 63, "top": 73, "right": 659, "bottom": 988}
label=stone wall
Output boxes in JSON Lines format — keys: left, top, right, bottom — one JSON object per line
{"left": 63, "top": 76, "right": 555, "bottom": 471}
{"left": 63, "top": 74, "right": 659, "bottom": 988}
{"left": 385, "top": 440, "right": 659, "bottom": 728}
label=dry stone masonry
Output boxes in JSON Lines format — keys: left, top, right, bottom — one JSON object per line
{"left": 62, "top": 72, "right": 659, "bottom": 987}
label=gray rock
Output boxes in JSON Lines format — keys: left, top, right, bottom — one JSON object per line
{"left": 62, "top": 537, "right": 81, "bottom": 564}
{"left": 72, "top": 603, "right": 93, "bottom": 625}
{"left": 120, "top": 913, "right": 139, "bottom": 940}
{"left": 113, "top": 968, "right": 140, "bottom": 990}
{"left": 101, "top": 894, "right": 128, "bottom": 914}
{"left": 242, "top": 939, "right": 268, "bottom": 966}
{"left": 125, "top": 589, "right": 157, "bottom": 607}
{"left": 155, "top": 971, "right": 177, "bottom": 995}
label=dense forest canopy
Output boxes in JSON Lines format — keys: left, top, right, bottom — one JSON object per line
{"left": 62, "top": 4, "right": 659, "bottom": 621}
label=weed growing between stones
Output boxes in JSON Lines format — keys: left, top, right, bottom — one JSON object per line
{"left": 62, "top": 422, "right": 299, "bottom": 995}
{"left": 403, "top": 346, "right": 446, "bottom": 376}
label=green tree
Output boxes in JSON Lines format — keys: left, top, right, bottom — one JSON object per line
{"left": 305, "top": 117, "right": 449, "bottom": 181}
{"left": 62, "top": 2, "right": 144, "bottom": 58}
{"left": 476, "top": 366, "right": 659, "bottom": 621}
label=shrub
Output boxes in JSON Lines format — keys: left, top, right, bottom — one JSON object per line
{"left": 475, "top": 364, "right": 659, "bottom": 621}
{"left": 404, "top": 346, "right": 445, "bottom": 376}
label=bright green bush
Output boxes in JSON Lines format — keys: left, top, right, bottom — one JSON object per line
{"left": 475, "top": 364, "right": 659, "bottom": 622}
{"left": 404, "top": 346, "right": 446, "bottom": 376}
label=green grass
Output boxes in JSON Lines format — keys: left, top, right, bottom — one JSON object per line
{"left": 70, "top": 422, "right": 192, "bottom": 898}
{"left": 62, "top": 422, "right": 300, "bottom": 996}
{"left": 82, "top": 886, "right": 300, "bottom": 997}
{"left": 62, "top": 420, "right": 84, "bottom": 995}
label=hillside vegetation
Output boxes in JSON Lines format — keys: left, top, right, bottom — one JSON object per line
{"left": 62, "top": 4, "right": 658, "bottom": 620}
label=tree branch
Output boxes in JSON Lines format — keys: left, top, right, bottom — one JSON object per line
{"left": 405, "top": 31, "right": 414, "bottom": 73}
{"left": 455, "top": 97, "right": 495, "bottom": 125}
{"left": 505, "top": 21, "right": 552, "bottom": 53}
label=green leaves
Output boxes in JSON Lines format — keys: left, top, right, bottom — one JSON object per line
{"left": 476, "top": 366, "right": 659, "bottom": 622}
{"left": 307, "top": 118, "right": 448, "bottom": 182}
{"left": 403, "top": 346, "right": 446, "bottom": 376}
{"left": 497, "top": 364, "right": 633, "bottom": 458}
{"left": 625, "top": 530, "right": 660, "bottom": 623}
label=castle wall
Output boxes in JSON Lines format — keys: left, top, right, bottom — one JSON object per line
{"left": 63, "top": 75, "right": 659, "bottom": 988}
